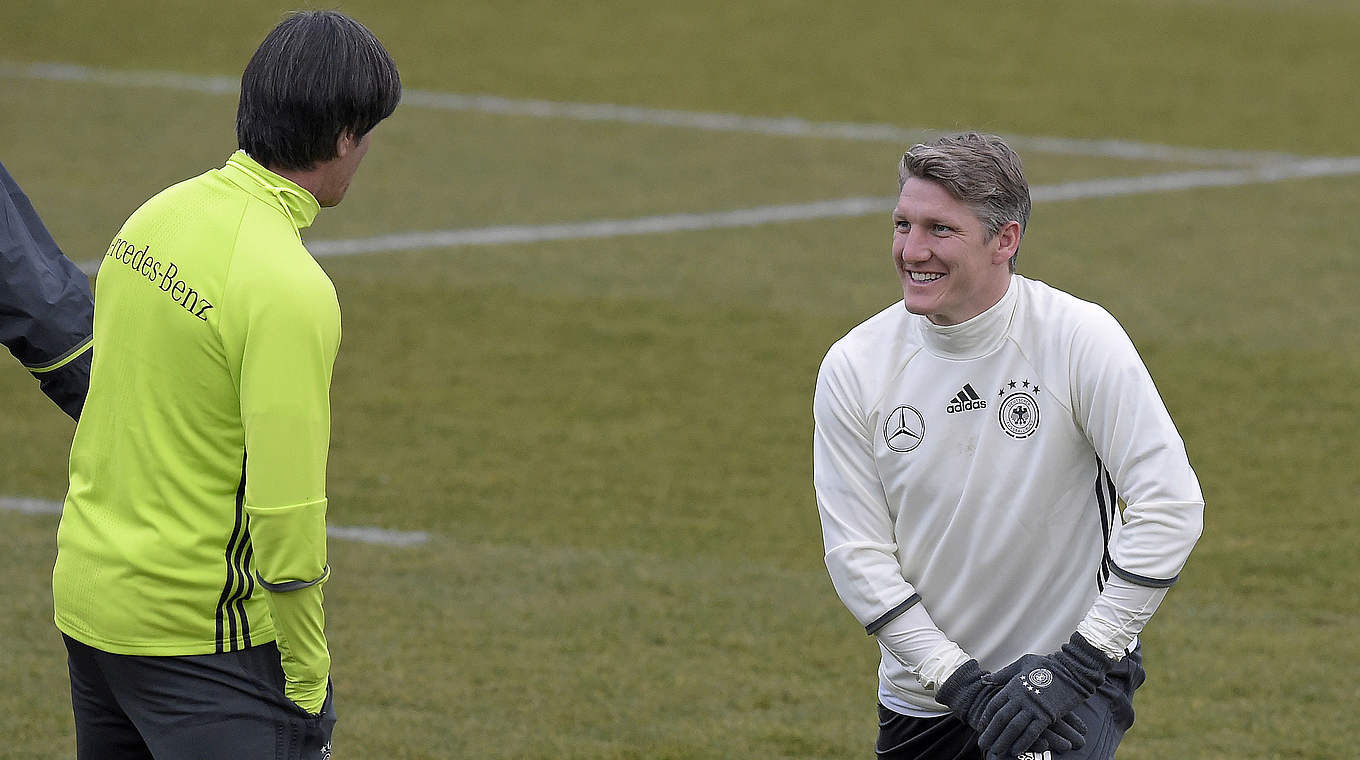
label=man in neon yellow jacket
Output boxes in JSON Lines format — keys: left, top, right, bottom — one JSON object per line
{"left": 54, "top": 11, "right": 399, "bottom": 758}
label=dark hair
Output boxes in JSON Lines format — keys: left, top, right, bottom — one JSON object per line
{"left": 236, "top": 10, "right": 401, "bottom": 171}
{"left": 900, "top": 133, "right": 1031, "bottom": 272}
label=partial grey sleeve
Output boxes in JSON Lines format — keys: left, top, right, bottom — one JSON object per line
{"left": 0, "top": 160, "right": 94, "bottom": 420}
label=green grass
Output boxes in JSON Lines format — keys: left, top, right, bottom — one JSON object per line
{"left": 3, "top": 1, "right": 1359, "bottom": 758}
{"left": 5, "top": 0, "right": 1360, "bottom": 153}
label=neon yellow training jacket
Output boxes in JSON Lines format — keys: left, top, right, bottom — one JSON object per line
{"left": 56, "top": 151, "right": 338, "bottom": 712}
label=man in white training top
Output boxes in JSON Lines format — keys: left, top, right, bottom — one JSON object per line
{"left": 813, "top": 133, "right": 1204, "bottom": 760}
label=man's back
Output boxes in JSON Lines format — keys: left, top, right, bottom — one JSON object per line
{"left": 56, "top": 153, "right": 339, "bottom": 656}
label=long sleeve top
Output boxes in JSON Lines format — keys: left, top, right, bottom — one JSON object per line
{"left": 814, "top": 275, "right": 1204, "bottom": 713}
{"left": 55, "top": 151, "right": 338, "bottom": 710}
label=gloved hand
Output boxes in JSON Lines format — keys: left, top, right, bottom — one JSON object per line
{"left": 937, "top": 658, "right": 1087, "bottom": 755}
{"left": 978, "top": 632, "right": 1116, "bottom": 759}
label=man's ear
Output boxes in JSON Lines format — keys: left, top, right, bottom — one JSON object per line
{"left": 993, "top": 220, "right": 1023, "bottom": 265}
{"left": 335, "top": 130, "right": 356, "bottom": 158}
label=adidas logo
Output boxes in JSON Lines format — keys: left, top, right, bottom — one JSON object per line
{"left": 946, "top": 383, "right": 987, "bottom": 413}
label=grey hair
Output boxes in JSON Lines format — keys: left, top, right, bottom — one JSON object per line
{"left": 899, "top": 133, "right": 1031, "bottom": 271}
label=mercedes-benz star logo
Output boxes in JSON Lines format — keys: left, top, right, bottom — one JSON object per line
{"left": 883, "top": 405, "right": 925, "bottom": 453}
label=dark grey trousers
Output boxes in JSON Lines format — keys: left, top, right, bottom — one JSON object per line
{"left": 64, "top": 634, "right": 336, "bottom": 760}
{"left": 876, "top": 646, "right": 1145, "bottom": 760}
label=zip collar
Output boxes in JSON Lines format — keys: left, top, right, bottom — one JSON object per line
{"left": 219, "top": 150, "right": 320, "bottom": 233}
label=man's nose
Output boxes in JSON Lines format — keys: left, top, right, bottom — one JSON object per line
{"left": 898, "top": 229, "right": 930, "bottom": 261}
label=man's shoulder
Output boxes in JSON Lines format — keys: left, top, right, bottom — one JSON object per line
{"left": 1014, "top": 275, "right": 1124, "bottom": 340}
{"left": 829, "top": 300, "right": 914, "bottom": 360}
{"left": 1011, "top": 276, "right": 1143, "bottom": 393}
{"left": 818, "top": 301, "right": 917, "bottom": 401}
{"left": 227, "top": 210, "right": 330, "bottom": 294}
{"left": 107, "top": 170, "right": 252, "bottom": 281}
{"left": 1016, "top": 275, "right": 1099, "bottom": 314}
{"left": 227, "top": 242, "right": 334, "bottom": 308}
{"left": 126, "top": 169, "right": 240, "bottom": 226}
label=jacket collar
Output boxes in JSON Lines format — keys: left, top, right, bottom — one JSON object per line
{"left": 219, "top": 150, "right": 320, "bottom": 230}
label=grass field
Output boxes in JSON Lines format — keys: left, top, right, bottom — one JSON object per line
{"left": 3, "top": 1, "right": 1359, "bottom": 757}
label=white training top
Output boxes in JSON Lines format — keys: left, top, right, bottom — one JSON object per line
{"left": 813, "top": 275, "right": 1204, "bottom": 714}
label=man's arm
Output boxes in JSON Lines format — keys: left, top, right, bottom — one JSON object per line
{"left": 1069, "top": 306, "right": 1205, "bottom": 655}
{"left": 976, "top": 307, "right": 1205, "bottom": 757}
{"left": 225, "top": 258, "right": 341, "bottom": 714}
{"left": 815, "top": 346, "right": 1088, "bottom": 753}
{"left": 0, "top": 160, "right": 94, "bottom": 420}
{"left": 813, "top": 344, "right": 970, "bottom": 685}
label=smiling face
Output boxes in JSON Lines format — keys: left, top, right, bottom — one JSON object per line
{"left": 892, "top": 177, "right": 1021, "bottom": 326}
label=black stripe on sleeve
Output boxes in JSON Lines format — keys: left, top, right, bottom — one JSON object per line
{"left": 228, "top": 518, "right": 253, "bottom": 650}
{"left": 1102, "top": 468, "right": 1119, "bottom": 527}
{"left": 1093, "top": 459, "right": 1114, "bottom": 588}
{"left": 237, "top": 541, "right": 255, "bottom": 649}
{"left": 215, "top": 513, "right": 243, "bottom": 652}
{"left": 215, "top": 458, "right": 248, "bottom": 653}
{"left": 256, "top": 565, "right": 330, "bottom": 593}
{"left": 1109, "top": 562, "right": 1180, "bottom": 588}
{"left": 865, "top": 594, "right": 922, "bottom": 636}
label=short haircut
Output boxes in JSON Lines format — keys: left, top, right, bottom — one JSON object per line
{"left": 899, "top": 133, "right": 1031, "bottom": 271}
{"left": 236, "top": 10, "right": 401, "bottom": 171}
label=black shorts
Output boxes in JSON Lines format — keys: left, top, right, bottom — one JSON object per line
{"left": 63, "top": 634, "right": 336, "bottom": 760}
{"left": 875, "top": 646, "right": 1145, "bottom": 760}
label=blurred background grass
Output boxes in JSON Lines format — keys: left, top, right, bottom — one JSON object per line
{"left": 3, "top": 1, "right": 1358, "bottom": 758}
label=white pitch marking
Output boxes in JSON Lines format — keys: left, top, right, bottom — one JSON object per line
{"left": 325, "top": 525, "right": 431, "bottom": 547}
{"left": 12, "top": 59, "right": 1355, "bottom": 269}
{"left": 300, "top": 158, "right": 1360, "bottom": 257}
{"left": 0, "top": 496, "right": 430, "bottom": 547}
{"left": 73, "top": 157, "right": 1360, "bottom": 273}
{"left": 0, "top": 496, "right": 58, "bottom": 515}
{"left": 1, "top": 60, "right": 1306, "bottom": 167}
{"left": 398, "top": 89, "right": 1304, "bottom": 167}
{"left": 306, "top": 197, "right": 889, "bottom": 258}
{"left": 1031, "top": 157, "right": 1360, "bottom": 201}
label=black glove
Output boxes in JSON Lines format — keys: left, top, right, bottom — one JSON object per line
{"left": 937, "top": 658, "right": 1087, "bottom": 755}
{"left": 978, "top": 633, "right": 1116, "bottom": 758}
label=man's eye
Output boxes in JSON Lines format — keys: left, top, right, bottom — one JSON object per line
{"left": 933, "top": 224, "right": 952, "bottom": 234}
{"left": 894, "top": 220, "right": 910, "bottom": 231}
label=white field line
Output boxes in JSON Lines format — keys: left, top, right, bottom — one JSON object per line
{"left": 307, "top": 197, "right": 889, "bottom": 257}
{"left": 0, "top": 495, "right": 430, "bottom": 547}
{"left": 10, "top": 60, "right": 1356, "bottom": 268}
{"left": 70, "top": 156, "right": 1360, "bottom": 273}
{"left": 1, "top": 59, "right": 1305, "bottom": 167}
{"left": 292, "top": 158, "right": 1360, "bottom": 259}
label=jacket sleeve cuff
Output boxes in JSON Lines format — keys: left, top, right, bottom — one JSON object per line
{"left": 262, "top": 581, "right": 330, "bottom": 713}
{"left": 244, "top": 497, "right": 327, "bottom": 583}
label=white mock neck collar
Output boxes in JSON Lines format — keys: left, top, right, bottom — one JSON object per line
{"left": 916, "top": 276, "right": 1018, "bottom": 360}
